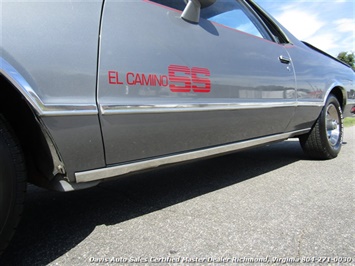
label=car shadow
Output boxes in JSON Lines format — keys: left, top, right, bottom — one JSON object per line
{"left": 0, "top": 140, "right": 305, "bottom": 265}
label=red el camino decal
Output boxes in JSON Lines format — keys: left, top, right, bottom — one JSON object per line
{"left": 108, "top": 64, "right": 211, "bottom": 93}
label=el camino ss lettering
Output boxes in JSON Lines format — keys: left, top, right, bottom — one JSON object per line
{"left": 108, "top": 64, "right": 211, "bottom": 93}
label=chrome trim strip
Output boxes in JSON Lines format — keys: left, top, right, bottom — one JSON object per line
{"left": 1, "top": 57, "right": 98, "bottom": 116}
{"left": 75, "top": 129, "right": 310, "bottom": 183}
{"left": 296, "top": 101, "right": 323, "bottom": 107}
{"left": 39, "top": 105, "right": 98, "bottom": 117}
{"left": 100, "top": 102, "right": 297, "bottom": 115}
{"left": 100, "top": 100, "right": 326, "bottom": 115}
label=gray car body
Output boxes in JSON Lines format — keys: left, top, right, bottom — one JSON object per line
{"left": 1, "top": 0, "right": 354, "bottom": 191}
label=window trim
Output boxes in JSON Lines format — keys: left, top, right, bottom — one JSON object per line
{"left": 228, "top": 0, "right": 273, "bottom": 41}
{"left": 244, "top": 0, "right": 291, "bottom": 44}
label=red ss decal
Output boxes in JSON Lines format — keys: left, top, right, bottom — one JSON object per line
{"left": 168, "top": 65, "right": 211, "bottom": 93}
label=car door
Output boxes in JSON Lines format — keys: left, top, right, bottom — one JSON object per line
{"left": 97, "top": 0, "right": 296, "bottom": 165}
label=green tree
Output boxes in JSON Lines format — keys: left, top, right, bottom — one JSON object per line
{"left": 337, "top": 52, "right": 355, "bottom": 71}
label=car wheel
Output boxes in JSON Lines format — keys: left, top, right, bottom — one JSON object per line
{"left": 0, "top": 115, "right": 27, "bottom": 255}
{"left": 299, "top": 94, "right": 344, "bottom": 159}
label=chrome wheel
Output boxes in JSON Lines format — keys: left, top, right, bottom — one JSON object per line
{"left": 326, "top": 103, "right": 341, "bottom": 147}
{"left": 299, "top": 94, "right": 343, "bottom": 159}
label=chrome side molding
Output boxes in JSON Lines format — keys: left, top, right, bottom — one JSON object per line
{"left": 75, "top": 129, "right": 310, "bottom": 183}
{"left": 100, "top": 102, "right": 298, "bottom": 115}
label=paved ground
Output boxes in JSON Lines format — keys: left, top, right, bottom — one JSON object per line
{"left": 1, "top": 127, "right": 354, "bottom": 266}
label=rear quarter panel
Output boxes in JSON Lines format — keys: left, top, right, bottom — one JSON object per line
{"left": 285, "top": 41, "right": 354, "bottom": 131}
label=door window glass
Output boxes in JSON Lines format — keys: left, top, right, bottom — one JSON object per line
{"left": 149, "top": 0, "right": 269, "bottom": 39}
{"left": 204, "top": 8, "right": 263, "bottom": 38}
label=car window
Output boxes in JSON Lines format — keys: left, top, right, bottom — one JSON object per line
{"left": 202, "top": 4, "right": 264, "bottom": 38}
{"left": 149, "top": 0, "right": 270, "bottom": 39}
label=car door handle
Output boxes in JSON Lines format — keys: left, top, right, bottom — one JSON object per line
{"left": 279, "top": 55, "right": 291, "bottom": 64}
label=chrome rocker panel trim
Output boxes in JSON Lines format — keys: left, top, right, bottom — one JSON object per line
{"left": 75, "top": 129, "right": 310, "bottom": 183}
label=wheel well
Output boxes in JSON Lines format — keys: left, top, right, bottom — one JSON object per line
{"left": 0, "top": 75, "right": 55, "bottom": 185}
{"left": 330, "top": 87, "right": 345, "bottom": 111}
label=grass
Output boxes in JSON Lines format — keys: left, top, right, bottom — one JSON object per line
{"left": 344, "top": 117, "right": 355, "bottom": 127}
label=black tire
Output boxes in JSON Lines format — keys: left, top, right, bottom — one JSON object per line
{"left": 299, "top": 94, "right": 344, "bottom": 159}
{"left": 0, "top": 115, "right": 27, "bottom": 255}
